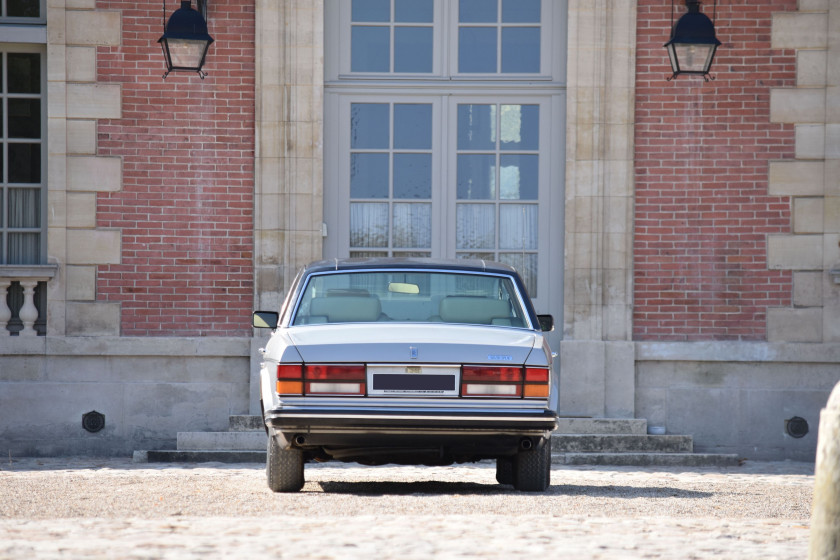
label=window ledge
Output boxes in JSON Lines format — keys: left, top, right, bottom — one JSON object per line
{"left": 0, "top": 264, "right": 58, "bottom": 281}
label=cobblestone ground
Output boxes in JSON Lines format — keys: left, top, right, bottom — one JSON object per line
{"left": 0, "top": 458, "right": 815, "bottom": 559}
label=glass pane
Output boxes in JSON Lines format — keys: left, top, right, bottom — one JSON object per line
{"left": 457, "top": 154, "right": 496, "bottom": 200}
{"left": 8, "top": 99, "right": 40, "bottom": 139}
{"left": 7, "top": 53, "right": 40, "bottom": 94}
{"left": 456, "top": 252, "right": 494, "bottom": 261}
{"left": 502, "top": 0, "right": 539, "bottom": 23}
{"left": 350, "top": 153, "right": 389, "bottom": 198}
{"left": 395, "top": 0, "right": 433, "bottom": 22}
{"left": 395, "top": 27, "right": 433, "bottom": 73}
{"left": 165, "top": 39, "right": 208, "bottom": 69}
{"left": 352, "top": 0, "right": 390, "bottom": 22}
{"left": 394, "top": 153, "right": 431, "bottom": 199}
{"left": 500, "top": 154, "right": 538, "bottom": 200}
{"left": 8, "top": 143, "right": 41, "bottom": 183}
{"left": 459, "top": 0, "right": 497, "bottom": 23}
{"left": 499, "top": 253, "right": 537, "bottom": 297}
{"left": 457, "top": 104, "right": 496, "bottom": 150}
{"left": 394, "top": 104, "right": 432, "bottom": 149}
{"left": 501, "top": 27, "right": 540, "bottom": 73}
{"left": 350, "top": 203, "right": 389, "bottom": 248}
{"left": 456, "top": 204, "right": 495, "bottom": 250}
{"left": 352, "top": 26, "right": 390, "bottom": 72}
{"left": 7, "top": 0, "right": 40, "bottom": 17}
{"left": 8, "top": 233, "right": 40, "bottom": 264}
{"left": 393, "top": 203, "right": 431, "bottom": 248}
{"left": 500, "top": 105, "right": 539, "bottom": 150}
{"left": 393, "top": 251, "right": 431, "bottom": 258}
{"left": 8, "top": 188, "right": 40, "bottom": 227}
{"left": 351, "top": 103, "right": 390, "bottom": 149}
{"left": 458, "top": 28, "right": 497, "bottom": 73}
{"left": 499, "top": 204, "right": 537, "bottom": 249}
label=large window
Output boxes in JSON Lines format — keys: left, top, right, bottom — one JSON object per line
{"left": 0, "top": 45, "right": 45, "bottom": 265}
{"left": 325, "top": 0, "right": 565, "bottom": 308}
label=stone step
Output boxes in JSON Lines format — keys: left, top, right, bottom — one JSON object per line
{"left": 555, "top": 418, "right": 648, "bottom": 435}
{"left": 556, "top": 452, "right": 741, "bottom": 468}
{"left": 177, "top": 431, "right": 266, "bottom": 451}
{"left": 134, "top": 450, "right": 266, "bottom": 463}
{"left": 229, "top": 415, "right": 264, "bottom": 432}
{"left": 551, "top": 434, "right": 693, "bottom": 454}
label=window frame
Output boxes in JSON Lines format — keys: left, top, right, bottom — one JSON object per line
{"left": 329, "top": 0, "right": 564, "bottom": 81}
{"left": 0, "top": 43, "right": 47, "bottom": 265}
{"left": 0, "top": 0, "right": 46, "bottom": 25}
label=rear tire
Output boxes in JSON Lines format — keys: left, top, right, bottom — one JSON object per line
{"left": 266, "top": 434, "right": 304, "bottom": 493}
{"left": 495, "top": 457, "right": 514, "bottom": 485}
{"left": 513, "top": 439, "right": 551, "bottom": 492}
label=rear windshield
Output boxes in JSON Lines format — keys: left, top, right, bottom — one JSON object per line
{"left": 291, "top": 270, "right": 530, "bottom": 328}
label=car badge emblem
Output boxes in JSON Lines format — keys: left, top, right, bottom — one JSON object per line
{"left": 409, "top": 346, "right": 419, "bottom": 360}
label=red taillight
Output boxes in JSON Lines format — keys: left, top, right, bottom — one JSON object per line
{"left": 304, "top": 364, "right": 366, "bottom": 396}
{"left": 276, "top": 364, "right": 304, "bottom": 395}
{"left": 460, "top": 365, "right": 551, "bottom": 399}
{"left": 461, "top": 366, "right": 523, "bottom": 398}
{"left": 524, "top": 367, "right": 551, "bottom": 399}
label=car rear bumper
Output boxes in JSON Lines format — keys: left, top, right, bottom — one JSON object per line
{"left": 265, "top": 407, "right": 557, "bottom": 434}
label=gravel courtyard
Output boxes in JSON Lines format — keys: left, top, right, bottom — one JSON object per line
{"left": 0, "top": 458, "right": 815, "bottom": 559}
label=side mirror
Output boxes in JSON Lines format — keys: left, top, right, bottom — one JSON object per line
{"left": 253, "top": 311, "right": 279, "bottom": 329}
{"left": 537, "top": 314, "right": 554, "bottom": 332}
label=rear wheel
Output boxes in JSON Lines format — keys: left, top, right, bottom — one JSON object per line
{"left": 495, "top": 457, "right": 514, "bottom": 485}
{"left": 266, "top": 434, "right": 304, "bottom": 492}
{"left": 513, "top": 439, "right": 551, "bottom": 492}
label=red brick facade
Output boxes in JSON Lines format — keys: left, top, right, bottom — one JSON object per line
{"left": 94, "top": 0, "right": 255, "bottom": 336}
{"left": 634, "top": 0, "right": 797, "bottom": 341}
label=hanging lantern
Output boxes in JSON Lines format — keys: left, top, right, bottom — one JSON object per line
{"left": 158, "top": 0, "right": 214, "bottom": 79}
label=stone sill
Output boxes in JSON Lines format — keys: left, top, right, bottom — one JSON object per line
{"left": 0, "top": 264, "right": 58, "bottom": 281}
{"left": 0, "top": 336, "right": 251, "bottom": 357}
{"left": 636, "top": 341, "right": 840, "bottom": 364}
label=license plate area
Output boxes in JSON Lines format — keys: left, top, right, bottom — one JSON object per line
{"left": 367, "top": 365, "right": 460, "bottom": 397}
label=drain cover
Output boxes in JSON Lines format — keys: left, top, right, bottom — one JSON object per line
{"left": 82, "top": 410, "right": 105, "bottom": 433}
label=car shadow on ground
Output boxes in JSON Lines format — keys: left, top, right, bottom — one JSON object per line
{"left": 311, "top": 480, "right": 713, "bottom": 499}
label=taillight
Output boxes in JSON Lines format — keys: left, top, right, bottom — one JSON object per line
{"left": 305, "top": 364, "right": 366, "bottom": 396}
{"left": 460, "top": 365, "right": 551, "bottom": 399}
{"left": 276, "top": 364, "right": 303, "bottom": 395}
{"left": 461, "top": 366, "right": 523, "bottom": 397}
{"left": 524, "top": 367, "right": 550, "bottom": 398}
{"left": 276, "top": 364, "right": 367, "bottom": 396}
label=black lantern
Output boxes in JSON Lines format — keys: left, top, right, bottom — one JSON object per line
{"left": 665, "top": 0, "right": 721, "bottom": 81}
{"left": 158, "top": 0, "right": 214, "bottom": 79}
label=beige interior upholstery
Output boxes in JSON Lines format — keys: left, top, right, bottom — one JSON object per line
{"left": 438, "top": 297, "right": 511, "bottom": 325}
{"left": 309, "top": 296, "right": 382, "bottom": 323}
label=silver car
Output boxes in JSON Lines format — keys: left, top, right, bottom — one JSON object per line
{"left": 253, "top": 258, "right": 558, "bottom": 492}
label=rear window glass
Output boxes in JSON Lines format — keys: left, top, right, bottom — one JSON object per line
{"left": 291, "top": 270, "right": 529, "bottom": 328}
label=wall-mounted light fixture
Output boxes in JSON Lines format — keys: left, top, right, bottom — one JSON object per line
{"left": 158, "top": 0, "right": 214, "bottom": 79}
{"left": 665, "top": 0, "right": 721, "bottom": 81}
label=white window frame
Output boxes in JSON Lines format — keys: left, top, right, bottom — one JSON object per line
{"left": 327, "top": 0, "right": 565, "bottom": 81}
{"left": 0, "top": 42, "right": 47, "bottom": 266}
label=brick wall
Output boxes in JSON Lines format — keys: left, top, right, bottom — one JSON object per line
{"left": 95, "top": 0, "right": 255, "bottom": 336}
{"left": 634, "top": 0, "right": 797, "bottom": 341}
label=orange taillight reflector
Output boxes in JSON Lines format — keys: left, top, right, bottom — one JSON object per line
{"left": 276, "top": 380, "right": 304, "bottom": 395}
{"left": 523, "top": 384, "right": 550, "bottom": 398}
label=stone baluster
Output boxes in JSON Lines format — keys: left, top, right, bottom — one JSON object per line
{"left": 18, "top": 279, "right": 40, "bottom": 337}
{"left": 0, "top": 279, "right": 11, "bottom": 335}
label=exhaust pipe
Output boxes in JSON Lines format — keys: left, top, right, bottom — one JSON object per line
{"left": 520, "top": 438, "right": 533, "bottom": 450}
{"left": 294, "top": 435, "right": 306, "bottom": 446}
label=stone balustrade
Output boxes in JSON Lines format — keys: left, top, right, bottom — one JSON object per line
{"left": 0, "top": 265, "right": 58, "bottom": 336}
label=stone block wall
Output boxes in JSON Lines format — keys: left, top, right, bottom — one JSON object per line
{"left": 634, "top": 0, "right": 798, "bottom": 341}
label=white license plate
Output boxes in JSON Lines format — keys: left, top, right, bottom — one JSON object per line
{"left": 367, "top": 365, "right": 460, "bottom": 397}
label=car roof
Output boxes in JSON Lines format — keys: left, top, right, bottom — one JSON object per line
{"left": 302, "top": 257, "right": 519, "bottom": 276}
